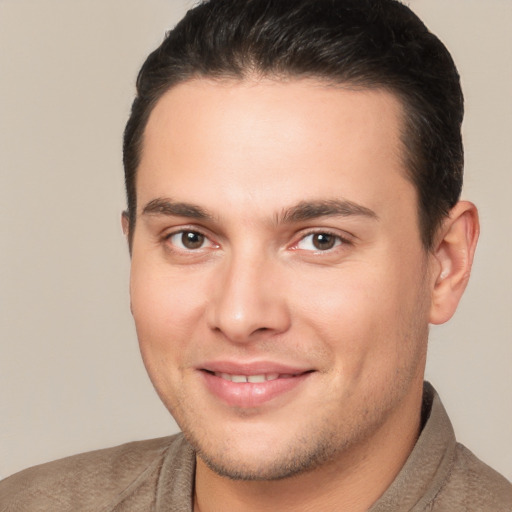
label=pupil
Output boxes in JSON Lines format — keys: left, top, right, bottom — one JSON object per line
{"left": 313, "top": 233, "right": 335, "bottom": 250}
{"left": 182, "top": 232, "right": 204, "bottom": 249}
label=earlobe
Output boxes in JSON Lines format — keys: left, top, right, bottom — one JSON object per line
{"left": 429, "top": 201, "right": 479, "bottom": 325}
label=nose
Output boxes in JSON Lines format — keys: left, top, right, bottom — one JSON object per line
{"left": 206, "top": 253, "right": 291, "bottom": 343}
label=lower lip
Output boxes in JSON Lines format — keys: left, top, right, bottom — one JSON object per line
{"left": 201, "top": 371, "right": 311, "bottom": 408}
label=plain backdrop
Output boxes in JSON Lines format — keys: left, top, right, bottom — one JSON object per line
{"left": 0, "top": 0, "right": 511, "bottom": 481}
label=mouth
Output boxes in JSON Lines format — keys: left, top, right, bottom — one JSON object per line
{"left": 199, "top": 366, "right": 314, "bottom": 408}
{"left": 206, "top": 370, "right": 305, "bottom": 383}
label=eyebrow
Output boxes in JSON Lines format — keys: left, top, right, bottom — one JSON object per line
{"left": 141, "top": 197, "right": 378, "bottom": 224}
{"left": 279, "top": 199, "right": 378, "bottom": 223}
{"left": 142, "top": 198, "right": 212, "bottom": 220}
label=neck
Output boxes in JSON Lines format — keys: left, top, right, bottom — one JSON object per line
{"left": 194, "top": 383, "right": 424, "bottom": 512}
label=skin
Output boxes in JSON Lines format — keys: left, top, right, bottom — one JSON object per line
{"left": 125, "top": 79, "right": 479, "bottom": 511}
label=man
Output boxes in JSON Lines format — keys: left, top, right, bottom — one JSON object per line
{"left": 1, "top": 0, "right": 510, "bottom": 510}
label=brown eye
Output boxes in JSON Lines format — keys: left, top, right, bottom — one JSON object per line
{"left": 168, "top": 231, "right": 208, "bottom": 250}
{"left": 181, "top": 231, "right": 205, "bottom": 249}
{"left": 296, "top": 232, "right": 342, "bottom": 251}
{"left": 312, "top": 233, "right": 337, "bottom": 250}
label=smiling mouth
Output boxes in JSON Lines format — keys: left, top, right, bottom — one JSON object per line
{"left": 202, "top": 370, "right": 313, "bottom": 383}
{"left": 200, "top": 369, "right": 314, "bottom": 407}
{"left": 208, "top": 371, "right": 305, "bottom": 383}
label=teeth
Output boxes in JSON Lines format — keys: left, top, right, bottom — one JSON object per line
{"left": 215, "top": 372, "right": 288, "bottom": 383}
{"left": 247, "top": 375, "right": 266, "bottom": 383}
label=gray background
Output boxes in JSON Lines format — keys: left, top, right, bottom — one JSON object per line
{"left": 1, "top": 0, "right": 511, "bottom": 481}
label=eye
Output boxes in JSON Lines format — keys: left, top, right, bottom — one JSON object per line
{"left": 167, "top": 230, "right": 213, "bottom": 250}
{"left": 296, "top": 232, "right": 343, "bottom": 251}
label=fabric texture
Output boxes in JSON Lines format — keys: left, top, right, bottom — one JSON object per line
{"left": 1, "top": 383, "right": 511, "bottom": 511}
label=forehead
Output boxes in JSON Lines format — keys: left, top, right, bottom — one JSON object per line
{"left": 137, "top": 78, "right": 412, "bottom": 219}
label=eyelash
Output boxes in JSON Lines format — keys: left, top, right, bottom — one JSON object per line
{"left": 162, "top": 228, "right": 352, "bottom": 254}
{"left": 292, "top": 230, "right": 351, "bottom": 252}
{"left": 163, "top": 229, "right": 217, "bottom": 252}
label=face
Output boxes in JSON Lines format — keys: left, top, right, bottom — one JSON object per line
{"left": 129, "top": 79, "right": 434, "bottom": 480}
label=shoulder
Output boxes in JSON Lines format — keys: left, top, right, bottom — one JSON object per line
{"left": 0, "top": 434, "right": 184, "bottom": 512}
{"left": 432, "top": 443, "right": 512, "bottom": 511}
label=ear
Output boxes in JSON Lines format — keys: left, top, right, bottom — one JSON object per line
{"left": 429, "top": 201, "right": 479, "bottom": 325}
{"left": 121, "top": 210, "right": 130, "bottom": 236}
{"left": 121, "top": 211, "right": 133, "bottom": 314}
{"left": 121, "top": 211, "right": 133, "bottom": 257}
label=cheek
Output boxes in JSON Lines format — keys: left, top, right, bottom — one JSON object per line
{"left": 291, "top": 258, "right": 428, "bottom": 371}
{"left": 129, "top": 262, "right": 208, "bottom": 412}
{"left": 129, "top": 259, "right": 207, "bottom": 364}
{"left": 293, "top": 262, "right": 395, "bottom": 333}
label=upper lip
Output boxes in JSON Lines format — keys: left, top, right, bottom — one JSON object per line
{"left": 198, "top": 360, "right": 313, "bottom": 376}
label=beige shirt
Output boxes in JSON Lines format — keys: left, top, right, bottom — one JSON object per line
{"left": 1, "top": 384, "right": 511, "bottom": 511}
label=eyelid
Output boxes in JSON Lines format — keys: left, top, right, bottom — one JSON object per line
{"left": 162, "top": 225, "right": 219, "bottom": 251}
{"left": 290, "top": 228, "right": 354, "bottom": 252}
{"left": 160, "top": 224, "right": 354, "bottom": 253}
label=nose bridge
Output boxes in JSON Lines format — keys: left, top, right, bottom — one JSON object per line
{"left": 207, "top": 246, "right": 290, "bottom": 342}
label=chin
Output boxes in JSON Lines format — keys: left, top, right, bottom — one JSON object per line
{"left": 185, "top": 422, "right": 346, "bottom": 481}
{"left": 197, "top": 450, "right": 328, "bottom": 481}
